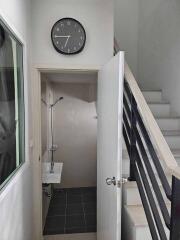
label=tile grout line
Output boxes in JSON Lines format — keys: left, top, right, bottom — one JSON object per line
{"left": 81, "top": 190, "right": 87, "bottom": 232}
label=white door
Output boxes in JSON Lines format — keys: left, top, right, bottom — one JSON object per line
{"left": 97, "top": 52, "right": 124, "bottom": 240}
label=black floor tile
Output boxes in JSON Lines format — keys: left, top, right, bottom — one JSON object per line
{"left": 66, "top": 203, "right": 84, "bottom": 215}
{"left": 86, "top": 214, "right": 96, "bottom": 226}
{"left": 67, "top": 194, "right": 82, "bottom": 204}
{"left": 51, "top": 196, "right": 66, "bottom": 205}
{"left": 66, "top": 188, "right": 82, "bottom": 195}
{"left": 82, "top": 187, "right": 96, "bottom": 194}
{"left": 65, "top": 227, "right": 86, "bottom": 234}
{"left": 86, "top": 225, "right": 97, "bottom": 232}
{"left": 66, "top": 214, "right": 85, "bottom": 228}
{"left": 44, "top": 216, "right": 65, "bottom": 231}
{"left": 84, "top": 202, "right": 96, "bottom": 214}
{"left": 83, "top": 193, "right": 96, "bottom": 203}
{"left": 48, "top": 204, "right": 66, "bottom": 217}
{"left": 53, "top": 189, "right": 66, "bottom": 196}
{"left": 44, "top": 187, "right": 97, "bottom": 236}
{"left": 43, "top": 228, "right": 65, "bottom": 235}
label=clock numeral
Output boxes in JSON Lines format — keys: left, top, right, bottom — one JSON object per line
{"left": 74, "top": 46, "right": 77, "bottom": 51}
{"left": 78, "top": 29, "right": 81, "bottom": 33}
{"left": 56, "top": 28, "right": 60, "bottom": 31}
{"left": 68, "top": 48, "right": 70, "bottom": 53}
{"left": 56, "top": 41, "right": 59, "bottom": 44}
{"left": 67, "top": 21, "right": 71, "bottom": 26}
{"left": 61, "top": 23, "right": 64, "bottom": 27}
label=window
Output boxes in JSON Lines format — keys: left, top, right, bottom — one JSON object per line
{"left": 0, "top": 20, "right": 25, "bottom": 190}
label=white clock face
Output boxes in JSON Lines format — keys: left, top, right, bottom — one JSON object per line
{"left": 51, "top": 18, "right": 86, "bottom": 55}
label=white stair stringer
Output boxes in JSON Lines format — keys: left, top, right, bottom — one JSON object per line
{"left": 122, "top": 90, "right": 180, "bottom": 240}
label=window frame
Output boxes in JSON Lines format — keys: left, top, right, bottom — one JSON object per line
{"left": 0, "top": 17, "right": 26, "bottom": 192}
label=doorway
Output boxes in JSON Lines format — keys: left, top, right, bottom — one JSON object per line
{"left": 40, "top": 71, "right": 98, "bottom": 236}
{"left": 33, "top": 52, "right": 124, "bottom": 240}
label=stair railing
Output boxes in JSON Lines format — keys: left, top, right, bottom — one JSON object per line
{"left": 118, "top": 50, "right": 180, "bottom": 238}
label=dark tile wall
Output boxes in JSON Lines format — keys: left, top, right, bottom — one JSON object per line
{"left": 43, "top": 187, "right": 97, "bottom": 235}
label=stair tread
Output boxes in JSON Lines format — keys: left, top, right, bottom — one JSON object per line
{"left": 142, "top": 90, "right": 162, "bottom": 92}
{"left": 162, "top": 130, "right": 180, "bottom": 136}
{"left": 125, "top": 205, "right": 171, "bottom": 227}
{"left": 124, "top": 177, "right": 172, "bottom": 189}
{"left": 156, "top": 116, "right": 180, "bottom": 120}
{"left": 148, "top": 101, "right": 170, "bottom": 105}
{"left": 125, "top": 205, "right": 148, "bottom": 226}
{"left": 170, "top": 148, "right": 180, "bottom": 156}
{"left": 123, "top": 148, "right": 180, "bottom": 158}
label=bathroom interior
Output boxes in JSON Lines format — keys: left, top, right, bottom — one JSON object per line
{"left": 41, "top": 71, "right": 98, "bottom": 236}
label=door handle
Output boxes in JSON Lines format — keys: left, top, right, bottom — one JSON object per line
{"left": 106, "top": 177, "right": 128, "bottom": 187}
{"left": 106, "top": 177, "right": 116, "bottom": 186}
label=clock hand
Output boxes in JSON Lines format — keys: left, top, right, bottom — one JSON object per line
{"left": 54, "top": 35, "right": 71, "bottom": 38}
{"left": 64, "top": 36, "right": 70, "bottom": 48}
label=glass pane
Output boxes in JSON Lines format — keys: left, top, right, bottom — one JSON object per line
{"left": 0, "top": 20, "right": 25, "bottom": 189}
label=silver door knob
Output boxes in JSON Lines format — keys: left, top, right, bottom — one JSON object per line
{"left": 106, "top": 177, "right": 116, "bottom": 186}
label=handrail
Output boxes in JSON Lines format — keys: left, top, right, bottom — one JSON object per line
{"left": 123, "top": 60, "right": 180, "bottom": 239}
{"left": 125, "top": 62, "right": 180, "bottom": 179}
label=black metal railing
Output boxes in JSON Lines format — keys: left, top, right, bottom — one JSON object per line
{"left": 123, "top": 78, "right": 180, "bottom": 240}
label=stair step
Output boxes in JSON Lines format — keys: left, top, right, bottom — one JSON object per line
{"left": 156, "top": 117, "right": 180, "bottom": 131}
{"left": 123, "top": 205, "right": 170, "bottom": 240}
{"left": 163, "top": 131, "right": 180, "bottom": 149}
{"left": 148, "top": 102, "right": 170, "bottom": 117}
{"left": 122, "top": 88, "right": 178, "bottom": 240}
{"left": 123, "top": 130, "right": 180, "bottom": 150}
{"left": 122, "top": 148, "right": 180, "bottom": 176}
{"left": 142, "top": 90, "right": 162, "bottom": 103}
{"left": 123, "top": 179, "right": 171, "bottom": 206}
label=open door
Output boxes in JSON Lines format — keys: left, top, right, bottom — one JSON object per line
{"left": 97, "top": 52, "right": 124, "bottom": 240}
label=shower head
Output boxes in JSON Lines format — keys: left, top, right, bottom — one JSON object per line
{"left": 52, "top": 96, "right": 64, "bottom": 107}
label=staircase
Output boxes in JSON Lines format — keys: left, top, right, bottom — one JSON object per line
{"left": 122, "top": 89, "right": 180, "bottom": 240}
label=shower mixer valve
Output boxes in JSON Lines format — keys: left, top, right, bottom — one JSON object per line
{"left": 49, "top": 144, "right": 58, "bottom": 151}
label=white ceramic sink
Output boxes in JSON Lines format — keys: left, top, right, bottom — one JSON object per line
{"left": 42, "top": 162, "right": 63, "bottom": 184}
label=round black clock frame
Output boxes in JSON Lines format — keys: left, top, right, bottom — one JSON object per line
{"left": 51, "top": 18, "right": 86, "bottom": 55}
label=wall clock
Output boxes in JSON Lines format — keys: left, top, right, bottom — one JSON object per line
{"left": 51, "top": 18, "right": 86, "bottom": 55}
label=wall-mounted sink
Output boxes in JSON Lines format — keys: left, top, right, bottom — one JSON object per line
{"left": 42, "top": 162, "right": 63, "bottom": 184}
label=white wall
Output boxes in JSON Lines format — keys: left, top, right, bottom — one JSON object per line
{"left": 137, "top": 0, "right": 180, "bottom": 115}
{"left": 114, "top": 0, "right": 139, "bottom": 78}
{"left": 52, "top": 81, "right": 97, "bottom": 188}
{"left": 0, "top": 0, "right": 33, "bottom": 240}
{"left": 31, "top": 0, "right": 113, "bottom": 68}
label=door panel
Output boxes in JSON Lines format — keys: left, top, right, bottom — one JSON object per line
{"left": 97, "top": 52, "right": 124, "bottom": 240}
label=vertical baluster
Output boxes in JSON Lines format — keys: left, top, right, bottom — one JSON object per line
{"left": 170, "top": 176, "right": 180, "bottom": 239}
{"left": 128, "top": 93, "right": 137, "bottom": 181}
